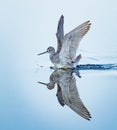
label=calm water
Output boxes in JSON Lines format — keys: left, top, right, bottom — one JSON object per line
{"left": 1, "top": 39, "right": 117, "bottom": 130}
{"left": 1, "top": 59, "right": 117, "bottom": 130}
{"left": 1, "top": 1, "right": 117, "bottom": 129}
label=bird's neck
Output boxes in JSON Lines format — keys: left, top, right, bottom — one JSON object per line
{"left": 49, "top": 53, "right": 55, "bottom": 61}
{"left": 49, "top": 53, "right": 60, "bottom": 66}
{"left": 49, "top": 50, "right": 56, "bottom": 55}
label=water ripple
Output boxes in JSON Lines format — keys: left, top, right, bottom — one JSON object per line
{"left": 76, "top": 64, "right": 117, "bottom": 70}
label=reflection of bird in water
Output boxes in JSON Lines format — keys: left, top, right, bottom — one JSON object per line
{"left": 38, "top": 15, "right": 91, "bottom": 69}
{"left": 38, "top": 69, "right": 91, "bottom": 120}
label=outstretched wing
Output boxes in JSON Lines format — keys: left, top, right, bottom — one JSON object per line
{"left": 59, "top": 21, "right": 91, "bottom": 64}
{"left": 59, "top": 69, "right": 91, "bottom": 120}
{"left": 56, "top": 15, "right": 64, "bottom": 53}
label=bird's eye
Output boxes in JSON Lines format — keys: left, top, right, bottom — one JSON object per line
{"left": 48, "top": 48, "right": 52, "bottom": 51}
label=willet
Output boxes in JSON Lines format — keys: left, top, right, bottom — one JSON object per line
{"left": 38, "top": 15, "right": 91, "bottom": 68}
{"left": 38, "top": 68, "right": 91, "bottom": 120}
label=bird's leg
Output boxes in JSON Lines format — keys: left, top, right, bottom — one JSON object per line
{"left": 73, "top": 68, "right": 82, "bottom": 78}
{"left": 76, "top": 72, "right": 81, "bottom": 78}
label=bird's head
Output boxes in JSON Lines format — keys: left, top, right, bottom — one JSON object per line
{"left": 38, "top": 46, "right": 55, "bottom": 56}
{"left": 47, "top": 46, "right": 55, "bottom": 54}
{"left": 38, "top": 81, "right": 55, "bottom": 90}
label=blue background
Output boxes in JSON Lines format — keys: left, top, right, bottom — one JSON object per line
{"left": 0, "top": 0, "right": 117, "bottom": 130}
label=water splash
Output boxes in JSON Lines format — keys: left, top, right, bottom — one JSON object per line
{"left": 76, "top": 64, "right": 117, "bottom": 70}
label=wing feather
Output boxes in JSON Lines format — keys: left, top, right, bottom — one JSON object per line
{"left": 56, "top": 15, "right": 64, "bottom": 53}
{"left": 59, "top": 70, "right": 91, "bottom": 120}
{"left": 59, "top": 21, "right": 91, "bottom": 64}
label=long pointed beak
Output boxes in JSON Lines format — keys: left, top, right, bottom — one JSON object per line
{"left": 37, "top": 51, "right": 48, "bottom": 56}
{"left": 38, "top": 81, "right": 48, "bottom": 86}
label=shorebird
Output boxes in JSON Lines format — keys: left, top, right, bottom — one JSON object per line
{"left": 38, "top": 15, "right": 91, "bottom": 68}
{"left": 38, "top": 69, "right": 91, "bottom": 120}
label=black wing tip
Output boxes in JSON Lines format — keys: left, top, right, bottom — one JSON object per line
{"left": 87, "top": 118, "right": 91, "bottom": 121}
{"left": 87, "top": 20, "right": 91, "bottom": 25}
{"left": 86, "top": 20, "right": 91, "bottom": 23}
{"left": 84, "top": 20, "right": 91, "bottom": 26}
{"left": 87, "top": 115, "right": 92, "bottom": 121}
{"left": 85, "top": 20, "right": 91, "bottom": 31}
{"left": 60, "top": 15, "right": 64, "bottom": 19}
{"left": 84, "top": 116, "right": 92, "bottom": 121}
